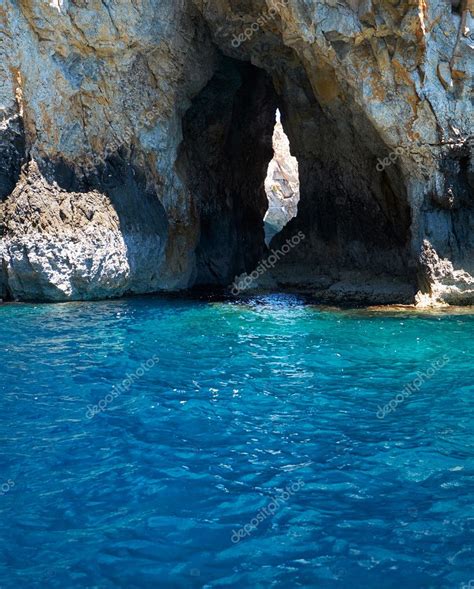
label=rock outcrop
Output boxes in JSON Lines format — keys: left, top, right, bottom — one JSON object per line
{"left": 264, "top": 110, "right": 300, "bottom": 245}
{"left": 1, "top": 159, "right": 166, "bottom": 300}
{"left": 0, "top": 0, "right": 472, "bottom": 304}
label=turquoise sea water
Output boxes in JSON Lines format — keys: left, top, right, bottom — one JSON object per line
{"left": 0, "top": 294, "right": 473, "bottom": 588}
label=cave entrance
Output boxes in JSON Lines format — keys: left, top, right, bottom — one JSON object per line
{"left": 177, "top": 49, "right": 414, "bottom": 302}
{"left": 176, "top": 55, "right": 278, "bottom": 287}
{"left": 264, "top": 110, "right": 300, "bottom": 246}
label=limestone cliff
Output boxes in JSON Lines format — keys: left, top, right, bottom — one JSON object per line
{"left": 0, "top": 0, "right": 472, "bottom": 304}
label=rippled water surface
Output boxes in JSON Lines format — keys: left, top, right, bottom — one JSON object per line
{"left": 0, "top": 295, "right": 473, "bottom": 588}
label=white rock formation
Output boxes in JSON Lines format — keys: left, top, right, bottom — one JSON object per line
{"left": 264, "top": 111, "right": 300, "bottom": 245}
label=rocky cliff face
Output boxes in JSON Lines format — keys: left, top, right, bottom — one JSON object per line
{"left": 0, "top": 0, "right": 472, "bottom": 304}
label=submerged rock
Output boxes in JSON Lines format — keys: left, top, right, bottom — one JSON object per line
{"left": 0, "top": 0, "right": 472, "bottom": 304}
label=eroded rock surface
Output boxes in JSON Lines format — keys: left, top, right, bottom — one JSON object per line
{"left": 0, "top": 0, "right": 472, "bottom": 303}
{"left": 1, "top": 159, "right": 167, "bottom": 300}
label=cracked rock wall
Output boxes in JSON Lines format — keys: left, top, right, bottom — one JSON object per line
{"left": 195, "top": 0, "right": 473, "bottom": 304}
{"left": 0, "top": 0, "right": 472, "bottom": 303}
{"left": 0, "top": 0, "right": 217, "bottom": 300}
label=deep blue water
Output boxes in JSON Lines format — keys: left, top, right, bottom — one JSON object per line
{"left": 0, "top": 295, "right": 473, "bottom": 589}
